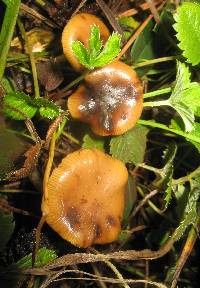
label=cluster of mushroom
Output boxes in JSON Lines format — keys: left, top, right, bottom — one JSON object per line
{"left": 62, "top": 13, "right": 143, "bottom": 136}
{"left": 41, "top": 13, "right": 143, "bottom": 248}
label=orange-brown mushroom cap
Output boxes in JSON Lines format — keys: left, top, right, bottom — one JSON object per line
{"left": 68, "top": 61, "right": 143, "bottom": 136}
{"left": 41, "top": 149, "right": 128, "bottom": 248}
{"left": 62, "top": 13, "right": 110, "bottom": 71}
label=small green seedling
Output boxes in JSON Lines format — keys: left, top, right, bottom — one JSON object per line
{"left": 72, "top": 25, "right": 122, "bottom": 70}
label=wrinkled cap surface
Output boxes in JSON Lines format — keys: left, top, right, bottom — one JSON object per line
{"left": 68, "top": 61, "right": 143, "bottom": 136}
{"left": 42, "top": 149, "right": 128, "bottom": 248}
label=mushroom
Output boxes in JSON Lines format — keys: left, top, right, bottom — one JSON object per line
{"left": 41, "top": 149, "right": 128, "bottom": 248}
{"left": 68, "top": 61, "right": 143, "bottom": 136}
{"left": 62, "top": 13, "right": 110, "bottom": 71}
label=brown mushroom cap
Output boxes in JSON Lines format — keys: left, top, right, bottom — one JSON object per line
{"left": 41, "top": 149, "right": 128, "bottom": 248}
{"left": 62, "top": 13, "right": 110, "bottom": 71}
{"left": 68, "top": 61, "right": 143, "bottom": 136}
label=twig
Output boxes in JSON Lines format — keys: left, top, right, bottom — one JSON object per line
{"left": 170, "top": 224, "right": 199, "bottom": 288}
{"left": 145, "top": 0, "right": 161, "bottom": 24}
{"left": 23, "top": 268, "right": 168, "bottom": 288}
{"left": 20, "top": 3, "right": 60, "bottom": 28}
{"left": 71, "top": 0, "right": 88, "bottom": 17}
{"left": 105, "top": 260, "right": 131, "bottom": 288}
{"left": 96, "top": 0, "right": 125, "bottom": 40}
{"left": 26, "top": 238, "right": 174, "bottom": 270}
{"left": 116, "top": 14, "right": 153, "bottom": 60}
{"left": 129, "top": 189, "right": 159, "bottom": 219}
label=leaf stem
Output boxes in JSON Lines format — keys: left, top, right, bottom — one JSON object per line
{"left": 0, "top": 0, "right": 21, "bottom": 80}
{"left": 173, "top": 166, "right": 200, "bottom": 185}
{"left": 137, "top": 163, "right": 161, "bottom": 175}
{"left": 105, "top": 260, "right": 131, "bottom": 288}
{"left": 17, "top": 19, "right": 40, "bottom": 98}
{"left": 143, "top": 99, "right": 170, "bottom": 107}
{"left": 144, "top": 87, "right": 172, "bottom": 99}
{"left": 138, "top": 119, "right": 200, "bottom": 144}
{"left": 133, "top": 56, "right": 177, "bottom": 69}
{"left": 62, "top": 131, "right": 81, "bottom": 145}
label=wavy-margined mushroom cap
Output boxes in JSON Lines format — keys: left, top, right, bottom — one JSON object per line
{"left": 68, "top": 61, "right": 143, "bottom": 136}
{"left": 41, "top": 149, "right": 128, "bottom": 248}
{"left": 62, "top": 13, "right": 110, "bottom": 71}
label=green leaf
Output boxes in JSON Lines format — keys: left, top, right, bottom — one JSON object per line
{"left": 169, "top": 62, "right": 196, "bottom": 132}
{"left": 123, "top": 175, "right": 136, "bottom": 222}
{"left": 72, "top": 26, "right": 121, "bottom": 70}
{"left": 110, "top": 125, "right": 149, "bottom": 165}
{"left": 131, "top": 20, "right": 154, "bottom": 63}
{"left": 161, "top": 143, "right": 177, "bottom": 207}
{"left": 171, "top": 102, "right": 194, "bottom": 133}
{"left": 1, "top": 0, "right": 15, "bottom": 6}
{"left": 152, "top": 142, "right": 177, "bottom": 208}
{"left": 72, "top": 41, "right": 91, "bottom": 69}
{"left": 1, "top": 77, "right": 14, "bottom": 93}
{"left": 180, "top": 83, "right": 200, "bottom": 115}
{"left": 119, "top": 16, "right": 139, "bottom": 30}
{"left": 16, "top": 247, "right": 57, "bottom": 268}
{"left": 3, "top": 92, "right": 37, "bottom": 120}
{"left": 88, "top": 25, "right": 102, "bottom": 60}
{"left": 82, "top": 133, "right": 105, "bottom": 151}
{"left": 3, "top": 92, "right": 61, "bottom": 120}
{"left": 0, "top": 209, "right": 15, "bottom": 252}
{"left": 131, "top": 20, "right": 155, "bottom": 77}
{"left": 94, "top": 33, "right": 121, "bottom": 67}
{"left": 170, "top": 118, "right": 200, "bottom": 153}
{"left": 174, "top": 2, "right": 200, "bottom": 65}
{"left": 172, "top": 178, "right": 200, "bottom": 242}
{"left": 189, "top": 123, "right": 200, "bottom": 152}
{"left": 35, "top": 98, "right": 61, "bottom": 119}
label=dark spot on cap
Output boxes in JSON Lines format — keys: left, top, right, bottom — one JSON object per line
{"left": 94, "top": 223, "right": 102, "bottom": 239}
{"left": 78, "top": 77, "right": 136, "bottom": 132}
{"left": 65, "top": 207, "right": 81, "bottom": 227}
{"left": 106, "top": 216, "right": 116, "bottom": 227}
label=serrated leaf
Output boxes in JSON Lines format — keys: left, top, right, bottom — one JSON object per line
{"left": 3, "top": 92, "right": 37, "bottom": 120}
{"left": 72, "top": 26, "right": 121, "bottom": 69}
{"left": 72, "top": 41, "right": 91, "bottom": 69}
{"left": 0, "top": 209, "right": 15, "bottom": 252}
{"left": 1, "top": 77, "right": 14, "bottom": 93}
{"left": 172, "top": 178, "right": 200, "bottom": 242}
{"left": 172, "top": 61, "right": 191, "bottom": 97}
{"left": 169, "top": 62, "right": 196, "bottom": 132}
{"left": 161, "top": 142, "right": 177, "bottom": 207}
{"left": 94, "top": 33, "right": 121, "bottom": 67}
{"left": 170, "top": 118, "right": 200, "bottom": 152}
{"left": 82, "top": 133, "right": 105, "bottom": 151}
{"left": 172, "top": 102, "right": 194, "bottom": 132}
{"left": 16, "top": 247, "right": 57, "bottom": 269}
{"left": 35, "top": 98, "right": 61, "bottom": 119}
{"left": 180, "top": 83, "right": 200, "bottom": 114}
{"left": 88, "top": 25, "right": 102, "bottom": 60}
{"left": 153, "top": 143, "right": 177, "bottom": 208}
{"left": 110, "top": 125, "right": 148, "bottom": 165}
{"left": 174, "top": 2, "right": 200, "bottom": 65}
